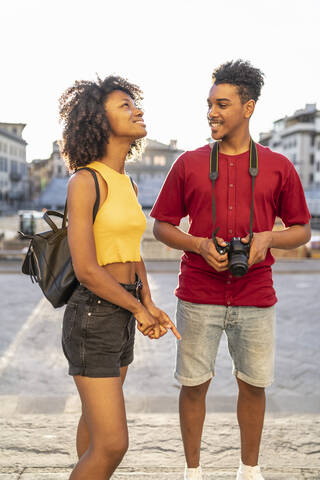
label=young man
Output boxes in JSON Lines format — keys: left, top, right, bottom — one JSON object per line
{"left": 150, "top": 60, "right": 311, "bottom": 480}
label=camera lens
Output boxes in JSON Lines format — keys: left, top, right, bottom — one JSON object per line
{"left": 228, "top": 253, "right": 248, "bottom": 277}
{"left": 227, "top": 238, "right": 249, "bottom": 277}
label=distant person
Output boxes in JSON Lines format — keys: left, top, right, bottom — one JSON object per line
{"left": 59, "top": 75, "right": 180, "bottom": 480}
{"left": 150, "top": 59, "right": 311, "bottom": 480}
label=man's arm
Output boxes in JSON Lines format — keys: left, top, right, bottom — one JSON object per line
{"left": 153, "top": 220, "right": 229, "bottom": 272}
{"left": 242, "top": 223, "right": 311, "bottom": 267}
{"left": 270, "top": 223, "right": 311, "bottom": 249}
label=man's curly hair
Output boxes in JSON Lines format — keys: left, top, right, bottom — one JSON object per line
{"left": 212, "top": 59, "right": 264, "bottom": 104}
{"left": 59, "top": 75, "right": 145, "bottom": 172}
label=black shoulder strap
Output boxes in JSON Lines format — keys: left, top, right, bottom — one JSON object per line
{"left": 248, "top": 142, "right": 258, "bottom": 241}
{"left": 79, "top": 167, "right": 100, "bottom": 222}
{"left": 128, "top": 175, "right": 135, "bottom": 191}
{"left": 209, "top": 142, "right": 220, "bottom": 240}
{"left": 63, "top": 167, "right": 100, "bottom": 227}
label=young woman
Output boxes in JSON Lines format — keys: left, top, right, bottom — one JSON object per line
{"left": 59, "top": 75, "right": 180, "bottom": 480}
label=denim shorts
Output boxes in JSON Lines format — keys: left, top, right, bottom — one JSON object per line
{"left": 175, "top": 299, "right": 275, "bottom": 388}
{"left": 61, "top": 278, "right": 142, "bottom": 378}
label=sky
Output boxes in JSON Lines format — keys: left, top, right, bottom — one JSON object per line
{"left": 1, "top": 0, "right": 320, "bottom": 162}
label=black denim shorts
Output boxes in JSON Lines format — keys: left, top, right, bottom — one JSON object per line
{"left": 62, "top": 277, "right": 142, "bottom": 378}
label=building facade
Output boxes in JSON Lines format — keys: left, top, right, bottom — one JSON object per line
{"left": 125, "top": 138, "right": 184, "bottom": 207}
{"left": 259, "top": 104, "right": 320, "bottom": 189}
{"left": 29, "top": 138, "right": 183, "bottom": 210}
{"left": 0, "top": 122, "right": 28, "bottom": 207}
{"left": 29, "top": 140, "right": 69, "bottom": 201}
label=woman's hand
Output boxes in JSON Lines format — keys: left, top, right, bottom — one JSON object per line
{"left": 133, "top": 304, "right": 157, "bottom": 336}
{"left": 143, "top": 299, "right": 181, "bottom": 340}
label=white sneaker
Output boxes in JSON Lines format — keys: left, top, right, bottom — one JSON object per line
{"left": 236, "top": 460, "right": 264, "bottom": 480}
{"left": 184, "top": 464, "right": 203, "bottom": 480}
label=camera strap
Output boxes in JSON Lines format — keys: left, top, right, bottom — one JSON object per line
{"left": 209, "top": 139, "right": 258, "bottom": 244}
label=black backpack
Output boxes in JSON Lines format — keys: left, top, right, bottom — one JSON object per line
{"left": 20, "top": 168, "right": 100, "bottom": 308}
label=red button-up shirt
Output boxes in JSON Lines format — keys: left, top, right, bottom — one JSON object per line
{"left": 150, "top": 143, "right": 311, "bottom": 307}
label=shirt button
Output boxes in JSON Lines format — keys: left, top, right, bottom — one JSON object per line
{"left": 230, "top": 163, "right": 234, "bottom": 166}
{"left": 229, "top": 229, "right": 233, "bottom": 234}
{"left": 88, "top": 312, "right": 92, "bottom": 316}
{"left": 229, "top": 206, "right": 233, "bottom": 210}
{"left": 229, "top": 184, "right": 234, "bottom": 187}
{"left": 227, "top": 300, "right": 231, "bottom": 305}
{"left": 227, "top": 281, "right": 231, "bottom": 285}
{"left": 229, "top": 275, "right": 232, "bottom": 279}
{"left": 97, "top": 300, "right": 101, "bottom": 304}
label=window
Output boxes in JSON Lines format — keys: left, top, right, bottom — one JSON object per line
{"left": 310, "top": 154, "right": 315, "bottom": 165}
{"left": 317, "top": 162, "right": 320, "bottom": 172}
{"left": 11, "top": 160, "right": 18, "bottom": 173}
{"left": 309, "top": 173, "right": 314, "bottom": 183}
{"left": 153, "top": 155, "right": 166, "bottom": 166}
{"left": 0, "top": 157, "right": 8, "bottom": 172}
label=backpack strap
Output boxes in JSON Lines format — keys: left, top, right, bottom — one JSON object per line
{"left": 63, "top": 167, "right": 100, "bottom": 227}
{"left": 78, "top": 167, "right": 100, "bottom": 222}
{"left": 129, "top": 176, "right": 136, "bottom": 193}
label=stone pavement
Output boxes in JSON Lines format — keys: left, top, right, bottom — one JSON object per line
{"left": 1, "top": 413, "right": 320, "bottom": 479}
{"left": 0, "top": 260, "right": 320, "bottom": 478}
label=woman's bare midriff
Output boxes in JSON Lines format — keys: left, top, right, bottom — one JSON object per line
{"left": 102, "top": 262, "right": 137, "bottom": 285}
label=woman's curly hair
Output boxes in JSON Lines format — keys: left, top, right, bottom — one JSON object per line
{"left": 59, "top": 75, "right": 145, "bottom": 172}
{"left": 212, "top": 59, "right": 265, "bottom": 104}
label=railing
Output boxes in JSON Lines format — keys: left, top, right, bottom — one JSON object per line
{"left": 0, "top": 249, "right": 25, "bottom": 259}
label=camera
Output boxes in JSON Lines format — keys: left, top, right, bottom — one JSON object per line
{"left": 216, "top": 237, "right": 250, "bottom": 277}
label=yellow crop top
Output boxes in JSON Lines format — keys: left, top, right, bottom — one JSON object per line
{"left": 85, "top": 161, "right": 146, "bottom": 265}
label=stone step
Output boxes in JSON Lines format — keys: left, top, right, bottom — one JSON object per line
{"left": 1, "top": 467, "right": 320, "bottom": 479}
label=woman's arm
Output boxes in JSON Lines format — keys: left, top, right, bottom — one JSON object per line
{"left": 135, "top": 258, "right": 152, "bottom": 306}
{"left": 135, "top": 258, "right": 181, "bottom": 340}
{"left": 132, "top": 182, "right": 180, "bottom": 339}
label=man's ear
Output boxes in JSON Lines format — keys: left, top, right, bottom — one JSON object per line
{"left": 244, "top": 99, "right": 255, "bottom": 119}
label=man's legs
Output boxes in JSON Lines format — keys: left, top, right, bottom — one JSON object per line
{"left": 175, "top": 300, "right": 225, "bottom": 478}
{"left": 236, "top": 378, "right": 265, "bottom": 466}
{"left": 179, "top": 379, "right": 211, "bottom": 468}
{"left": 226, "top": 305, "right": 275, "bottom": 478}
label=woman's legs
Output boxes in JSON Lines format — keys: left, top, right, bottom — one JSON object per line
{"left": 76, "top": 366, "right": 129, "bottom": 459}
{"left": 70, "top": 372, "right": 129, "bottom": 480}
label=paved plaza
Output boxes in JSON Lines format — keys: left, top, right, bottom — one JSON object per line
{"left": 0, "top": 260, "right": 319, "bottom": 478}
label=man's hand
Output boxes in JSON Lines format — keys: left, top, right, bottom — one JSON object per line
{"left": 143, "top": 299, "right": 181, "bottom": 340}
{"left": 241, "top": 231, "right": 273, "bottom": 266}
{"left": 199, "top": 236, "right": 229, "bottom": 272}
